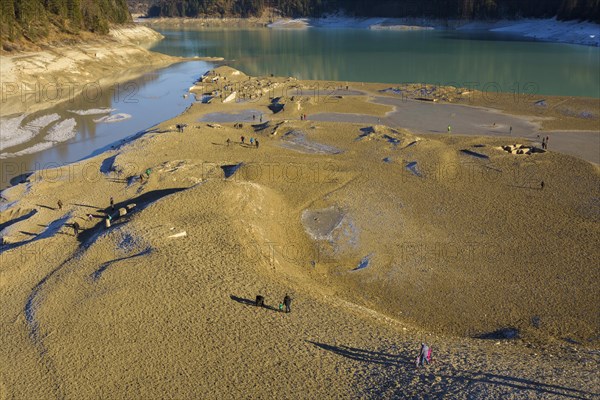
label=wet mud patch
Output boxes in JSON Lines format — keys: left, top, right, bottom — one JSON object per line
{"left": 301, "top": 206, "right": 345, "bottom": 240}
{"left": 198, "top": 109, "right": 262, "bottom": 123}
{"left": 302, "top": 206, "right": 359, "bottom": 258}
{"left": 280, "top": 130, "right": 342, "bottom": 155}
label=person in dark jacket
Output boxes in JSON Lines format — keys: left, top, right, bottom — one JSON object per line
{"left": 73, "top": 222, "right": 80, "bottom": 236}
{"left": 255, "top": 295, "right": 265, "bottom": 307}
{"left": 283, "top": 294, "right": 292, "bottom": 313}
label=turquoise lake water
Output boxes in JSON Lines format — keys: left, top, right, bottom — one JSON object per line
{"left": 150, "top": 28, "right": 600, "bottom": 98}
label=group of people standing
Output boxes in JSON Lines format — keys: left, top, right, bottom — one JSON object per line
{"left": 255, "top": 293, "right": 292, "bottom": 313}
{"left": 239, "top": 135, "right": 259, "bottom": 148}
{"left": 541, "top": 135, "right": 550, "bottom": 149}
{"left": 58, "top": 196, "right": 118, "bottom": 237}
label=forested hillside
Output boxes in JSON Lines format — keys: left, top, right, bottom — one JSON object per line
{"left": 1, "top": 0, "right": 132, "bottom": 46}
{"left": 138, "top": 0, "right": 600, "bottom": 22}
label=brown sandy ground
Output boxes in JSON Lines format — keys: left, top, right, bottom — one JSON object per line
{"left": 0, "top": 67, "right": 599, "bottom": 398}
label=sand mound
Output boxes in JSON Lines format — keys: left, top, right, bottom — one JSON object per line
{"left": 1, "top": 70, "right": 598, "bottom": 399}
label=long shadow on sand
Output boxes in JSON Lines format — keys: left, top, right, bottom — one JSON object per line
{"left": 76, "top": 188, "right": 187, "bottom": 246}
{"left": 1, "top": 189, "right": 186, "bottom": 253}
{"left": 444, "top": 372, "right": 598, "bottom": 399}
{"left": 505, "top": 184, "right": 544, "bottom": 190}
{"left": 230, "top": 295, "right": 279, "bottom": 312}
{"left": 1, "top": 213, "right": 72, "bottom": 253}
{"left": 35, "top": 204, "right": 56, "bottom": 211}
{"left": 0, "top": 209, "right": 37, "bottom": 231}
{"left": 309, "top": 341, "right": 597, "bottom": 399}
{"left": 70, "top": 203, "right": 101, "bottom": 210}
{"left": 308, "top": 341, "right": 411, "bottom": 367}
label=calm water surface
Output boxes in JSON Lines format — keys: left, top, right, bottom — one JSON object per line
{"left": 150, "top": 28, "right": 600, "bottom": 98}
{"left": 1, "top": 61, "right": 209, "bottom": 188}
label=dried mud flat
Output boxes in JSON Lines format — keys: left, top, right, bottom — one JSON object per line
{"left": 1, "top": 66, "right": 599, "bottom": 399}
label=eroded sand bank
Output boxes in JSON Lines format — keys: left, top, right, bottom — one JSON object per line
{"left": 0, "top": 26, "right": 184, "bottom": 116}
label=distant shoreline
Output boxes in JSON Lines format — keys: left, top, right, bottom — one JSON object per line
{"left": 138, "top": 16, "right": 600, "bottom": 47}
{"left": 1, "top": 65, "right": 597, "bottom": 189}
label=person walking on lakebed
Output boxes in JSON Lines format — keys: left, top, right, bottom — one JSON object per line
{"left": 416, "top": 343, "right": 431, "bottom": 368}
{"left": 283, "top": 294, "right": 292, "bottom": 313}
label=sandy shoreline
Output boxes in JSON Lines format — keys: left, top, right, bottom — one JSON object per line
{"left": 0, "top": 26, "right": 187, "bottom": 117}
{"left": 0, "top": 25, "right": 224, "bottom": 188}
{"left": 1, "top": 65, "right": 598, "bottom": 398}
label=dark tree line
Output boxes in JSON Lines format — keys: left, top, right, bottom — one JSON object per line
{"left": 2, "top": 0, "right": 597, "bottom": 48}
{"left": 145, "top": 0, "right": 265, "bottom": 17}
{"left": 142, "top": 0, "right": 599, "bottom": 22}
{"left": 1, "top": 0, "right": 132, "bottom": 44}
{"left": 329, "top": 0, "right": 600, "bottom": 21}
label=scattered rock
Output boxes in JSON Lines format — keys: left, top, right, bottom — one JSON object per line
{"left": 168, "top": 231, "right": 187, "bottom": 238}
{"left": 501, "top": 144, "right": 545, "bottom": 155}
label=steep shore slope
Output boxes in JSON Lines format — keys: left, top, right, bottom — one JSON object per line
{"left": 0, "top": 26, "right": 181, "bottom": 116}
